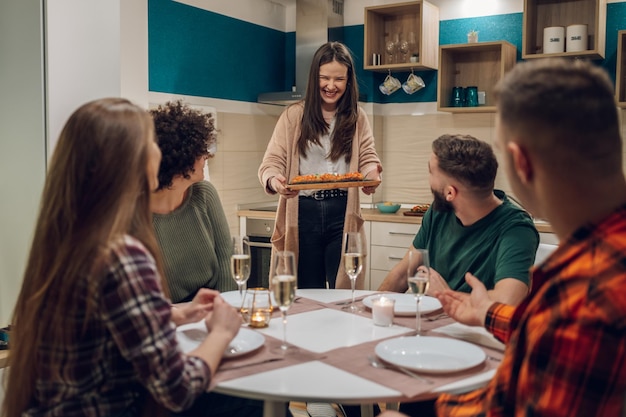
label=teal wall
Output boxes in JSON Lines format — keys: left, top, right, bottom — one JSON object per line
{"left": 148, "top": 1, "right": 626, "bottom": 104}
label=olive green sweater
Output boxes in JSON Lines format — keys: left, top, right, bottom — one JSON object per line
{"left": 153, "top": 181, "right": 236, "bottom": 302}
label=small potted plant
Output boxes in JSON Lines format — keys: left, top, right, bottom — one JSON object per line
{"left": 467, "top": 30, "right": 479, "bottom": 43}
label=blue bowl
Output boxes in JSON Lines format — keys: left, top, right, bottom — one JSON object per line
{"left": 376, "top": 203, "right": 401, "bottom": 213}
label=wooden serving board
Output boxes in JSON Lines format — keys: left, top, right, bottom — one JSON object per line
{"left": 287, "top": 180, "right": 381, "bottom": 191}
{"left": 403, "top": 211, "right": 426, "bottom": 217}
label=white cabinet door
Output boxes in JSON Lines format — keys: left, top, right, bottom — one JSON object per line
{"left": 370, "top": 222, "right": 420, "bottom": 247}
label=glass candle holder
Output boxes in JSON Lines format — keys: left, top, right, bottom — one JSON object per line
{"left": 241, "top": 288, "right": 272, "bottom": 328}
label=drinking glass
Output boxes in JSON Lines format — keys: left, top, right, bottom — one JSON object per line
{"left": 399, "top": 39, "right": 410, "bottom": 63}
{"left": 231, "top": 236, "right": 251, "bottom": 299}
{"left": 271, "top": 251, "right": 298, "bottom": 353}
{"left": 385, "top": 40, "right": 397, "bottom": 65}
{"left": 342, "top": 232, "right": 364, "bottom": 313}
{"left": 407, "top": 248, "right": 430, "bottom": 335}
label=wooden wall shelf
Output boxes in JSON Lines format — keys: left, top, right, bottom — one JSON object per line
{"left": 437, "top": 41, "right": 517, "bottom": 113}
{"left": 363, "top": 0, "right": 439, "bottom": 72}
{"left": 522, "top": 0, "right": 606, "bottom": 60}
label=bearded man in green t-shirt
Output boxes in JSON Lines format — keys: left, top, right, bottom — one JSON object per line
{"left": 378, "top": 134, "right": 538, "bottom": 306}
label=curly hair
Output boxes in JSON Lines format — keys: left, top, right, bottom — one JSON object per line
{"left": 150, "top": 100, "right": 217, "bottom": 190}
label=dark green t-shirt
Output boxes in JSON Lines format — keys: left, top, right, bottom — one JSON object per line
{"left": 413, "top": 190, "right": 538, "bottom": 292}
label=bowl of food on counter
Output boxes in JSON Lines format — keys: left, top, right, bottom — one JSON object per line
{"left": 376, "top": 202, "right": 401, "bottom": 213}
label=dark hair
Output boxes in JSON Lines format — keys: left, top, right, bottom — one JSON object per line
{"left": 150, "top": 100, "right": 216, "bottom": 190}
{"left": 494, "top": 58, "right": 621, "bottom": 174}
{"left": 432, "top": 134, "right": 498, "bottom": 197}
{"left": 297, "top": 41, "right": 359, "bottom": 162}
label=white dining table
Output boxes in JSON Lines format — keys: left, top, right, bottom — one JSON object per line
{"left": 182, "top": 289, "right": 500, "bottom": 417}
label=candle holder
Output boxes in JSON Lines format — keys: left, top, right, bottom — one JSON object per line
{"left": 371, "top": 295, "right": 395, "bottom": 327}
{"left": 241, "top": 288, "right": 272, "bottom": 328}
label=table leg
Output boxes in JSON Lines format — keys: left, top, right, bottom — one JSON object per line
{"left": 263, "top": 400, "right": 287, "bottom": 417}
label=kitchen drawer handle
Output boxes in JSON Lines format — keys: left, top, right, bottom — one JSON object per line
{"left": 388, "top": 232, "right": 415, "bottom": 236}
{"left": 248, "top": 241, "right": 273, "bottom": 249}
{"left": 388, "top": 256, "right": 404, "bottom": 261}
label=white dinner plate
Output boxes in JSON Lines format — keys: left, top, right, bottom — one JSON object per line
{"left": 362, "top": 293, "right": 442, "bottom": 316}
{"left": 177, "top": 323, "right": 265, "bottom": 358}
{"left": 375, "top": 336, "right": 486, "bottom": 374}
{"left": 220, "top": 290, "right": 244, "bottom": 308}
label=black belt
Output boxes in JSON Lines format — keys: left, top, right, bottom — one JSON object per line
{"left": 303, "top": 189, "right": 348, "bottom": 200}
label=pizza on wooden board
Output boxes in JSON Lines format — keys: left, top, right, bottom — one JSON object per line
{"left": 290, "top": 172, "right": 364, "bottom": 184}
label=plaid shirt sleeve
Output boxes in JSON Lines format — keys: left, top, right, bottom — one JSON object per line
{"left": 436, "top": 207, "right": 626, "bottom": 417}
{"left": 484, "top": 302, "right": 514, "bottom": 343}
{"left": 101, "top": 236, "right": 210, "bottom": 412}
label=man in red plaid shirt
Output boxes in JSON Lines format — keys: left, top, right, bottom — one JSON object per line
{"left": 382, "top": 59, "right": 626, "bottom": 416}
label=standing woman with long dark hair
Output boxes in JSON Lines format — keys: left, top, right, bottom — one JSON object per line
{"left": 259, "top": 42, "right": 382, "bottom": 290}
{"left": 1, "top": 98, "right": 252, "bottom": 417}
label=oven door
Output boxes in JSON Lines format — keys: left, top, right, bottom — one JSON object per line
{"left": 248, "top": 236, "right": 272, "bottom": 289}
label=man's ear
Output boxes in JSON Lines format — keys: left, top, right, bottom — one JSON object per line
{"left": 445, "top": 184, "right": 458, "bottom": 201}
{"left": 507, "top": 142, "right": 533, "bottom": 184}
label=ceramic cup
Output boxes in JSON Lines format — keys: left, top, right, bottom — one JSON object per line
{"left": 241, "top": 288, "right": 272, "bottom": 328}
{"left": 379, "top": 74, "right": 401, "bottom": 95}
{"left": 465, "top": 86, "right": 479, "bottom": 107}
{"left": 451, "top": 86, "right": 464, "bottom": 107}
{"left": 402, "top": 73, "right": 425, "bottom": 94}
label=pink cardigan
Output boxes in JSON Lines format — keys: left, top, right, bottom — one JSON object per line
{"left": 258, "top": 103, "right": 381, "bottom": 289}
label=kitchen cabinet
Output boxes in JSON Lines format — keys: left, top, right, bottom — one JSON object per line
{"left": 522, "top": 0, "right": 606, "bottom": 60}
{"left": 437, "top": 41, "right": 517, "bottom": 113}
{"left": 369, "top": 221, "right": 420, "bottom": 290}
{"left": 616, "top": 30, "right": 626, "bottom": 108}
{"left": 363, "top": 0, "right": 439, "bottom": 72}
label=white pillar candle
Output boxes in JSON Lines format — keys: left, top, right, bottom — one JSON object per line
{"left": 372, "top": 296, "right": 395, "bottom": 327}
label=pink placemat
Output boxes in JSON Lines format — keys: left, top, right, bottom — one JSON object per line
{"left": 322, "top": 333, "right": 502, "bottom": 399}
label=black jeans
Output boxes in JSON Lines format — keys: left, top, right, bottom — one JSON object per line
{"left": 297, "top": 194, "right": 347, "bottom": 289}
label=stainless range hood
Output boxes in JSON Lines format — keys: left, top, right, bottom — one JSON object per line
{"left": 258, "top": 0, "right": 344, "bottom": 105}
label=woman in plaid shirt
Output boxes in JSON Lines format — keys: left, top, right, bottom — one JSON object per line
{"left": 2, "top": 98, "right": 259, "bottom": 417}
{"left": 382, "top": 60, "right": 626, "bottom": 416}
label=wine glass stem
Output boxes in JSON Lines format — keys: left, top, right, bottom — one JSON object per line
{"left": 238, "top": 283, "right": 243, "bottom": 298}
{"left": 416, "top": 295, "right": 422, "bottom": 334}
{"left": 281, "top": 310, "right": 288, "bottom": 349}
{"left": 350, "top": 275, "right": 356, "bottom": 307}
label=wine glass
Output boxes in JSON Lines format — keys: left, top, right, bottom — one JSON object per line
{"left": 342, "top": 232, "right": 364, "bottom": 313}
{"left": 230, "top": 236, "right": 251, "bottom": 299}
{"left": 399, "top": 39, "right": 410, "bottom": 63}
{"left": 385, "top": 40, "right": 397, "bottom": 65}
{"left": 271, "top": 251, "right": 298, "bottom": 353}
{"left": 407, "top": 248, "right": 430, "bottom": 335}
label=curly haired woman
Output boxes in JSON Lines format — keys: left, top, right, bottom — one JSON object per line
{"left": 150, "top": 100, "right": 236, "bottom": 303}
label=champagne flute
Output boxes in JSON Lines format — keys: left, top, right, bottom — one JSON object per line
{"left": 407, "top": 248, "right": 430, "bottom": 335}
{"left": 399, "top": 39, "right": 410, "bottom": 63}
{"left": 342, "top": 232, "right": 364, "bottom": 313}
{"left": 271, "top": 251, "right": 298, "bottom": 353}
{"left": 230, "top": 236, "right": 251, "bottom": 299}
{"left": 385, "top": 40, "right": 397, "bottom": 65}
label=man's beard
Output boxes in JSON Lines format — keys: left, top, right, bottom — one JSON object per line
{"left": 431, "top": 188, "right": 454, "bottom": 212}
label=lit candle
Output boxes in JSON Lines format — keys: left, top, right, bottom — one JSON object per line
{"left": 249, "top": 309, "right": 270, "bottom": 328}
{"left": 372, "top": 296, "right": 395, "bottom": 327}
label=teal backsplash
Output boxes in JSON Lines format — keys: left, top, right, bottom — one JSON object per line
{"left": 149, "top": 1, "right": 626, "bottom": 104}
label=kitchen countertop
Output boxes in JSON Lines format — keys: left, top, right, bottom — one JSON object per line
{"left": 238, "top": 208, "right": 553, "bottom": 233}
